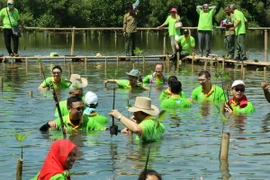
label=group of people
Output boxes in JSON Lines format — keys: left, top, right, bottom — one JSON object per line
{"left": 124, "top": 2, "right": 248, "bottom": 61}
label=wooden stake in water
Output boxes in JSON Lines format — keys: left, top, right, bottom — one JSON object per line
{"left": 16, "top": 158, "right": 23, "bottom": 180}
{"left": 29, "top": 90, "right": 33, "bottom": 98}
{"left": 0, "top": 76, "right": 3, "bottom": 91}
{"left": 220, "top": 132, "right": 230, "bottom": 161}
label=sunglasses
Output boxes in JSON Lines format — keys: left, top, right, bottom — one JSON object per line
{"left": 234, "top": 87, "right": 245, "bottom": 92}
{"left": 72, "top": 107, "right": 84, "bottom": 111}
{"left": 52, "top": 71, "right": 61, "bottom": 75}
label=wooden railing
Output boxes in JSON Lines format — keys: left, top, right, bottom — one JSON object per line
{"left": 1, "top": 26, "right": 269, "bottom": 61}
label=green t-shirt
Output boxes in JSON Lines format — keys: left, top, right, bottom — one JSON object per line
{"left": 160, "top": 96, "right": 192, "bottom": 110}
{"left": 233, "top": 9, "right": 247, "bottom": 35}
{"left": 0, "top": 8, "right": 20, "bottom": 28}
{"left": 55, "top": 100, "right": 69, "bottom": 117}
{"left": 229, "top": 102, "right": 255, "bottom": 114}
{"left": 191, "top": 85, "right": 225, "bottom": 102}
{"left": 197, "top": 9, "right": 215, "bottom": 31}
{"left": 86, "top": 113, "right": 108, "bottom": 126}
{"left": 164, "top": 15, "right": 181, "bottom": 36}
{"left": 54, "top": 114, "right": 105, "bottom": 131}
{"left": 41, "top": 77, "right": 71, "bottom": 90}
{"left": 142, "top": 73, "right": 166, "bottom": 85}
{"left": 116, "top": 79, "right": 144, "bottom": 91}
{"left": 159, "top": 88, "right": 187, "bottom": 101}
{"left": 176, "top": 35, "right": 195, "bottom": 54}
{"left": 31, "top": 172, "right": 68, "bottom": 180}
{"left": 136, "top": 117, "right": 165, "bottom": 142}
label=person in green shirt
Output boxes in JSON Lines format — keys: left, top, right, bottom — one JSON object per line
{"left": 142, "top": 63, "right": 167, "bottom": 85}
{"left": 223, "top": 80, "right": 255, "bottom": 114}
{"left": 83, "top": 91, "right": 108, "bottom": 126}
{"left": 196, "top": 4, "right": 216, "bottom": 57}
{"left": 157, "top": 8, "right": 181, "bottom": 56}
{"left": 110, "top": 96, "right": 165, "bottom": 142}
{"left": 159, "top": 75, "right": 187, "bottom": 101}
{"left": 229, "top": 4, "right": 248, "bottom": 61}
{"left": 104, "top": 69, "right": 147, "bottom": 92}
{"left": 160, "top": 80, "right": 192, "bottom": 110}
{"left": 175, "top": 29, "right": 196, "bottom": 59}
{"left": 31, "top": 139, "right": 78, "bottom": 180}
{"left": 0, "top": 0, "right": 26, "bottom": 57}
{"left": 47, "top": 96, "right": 106, "bottom": 132}
{"left": 55, "top": 81, "right": 85, "bottom": 117}
{"left": 261, "top": 82, "right": 270, "bottom": 103}
{"left": 38, "top": 65, "right": 71, "bottom": 91}
{"left": 191, "top": 70, "right": 225, "bottom": 102}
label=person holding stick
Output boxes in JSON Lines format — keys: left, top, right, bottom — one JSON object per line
{"left": 41, "top": 96, "right": 107, "bottom": 132}
{"left": 104, "top": 69, "right": 147, "bottom": 92}
{"left": 0, "top": 0, "right": 26, "bottom": 57}
{"left": 261, "top": 82, "right": 270, "bottom": 103}
{"left": 38, "top": 65, "right": 71, "bottom": 90}
{"left": 109, "top": 96, "right": 165, "bottom": 142}
{"left": 31, "top": 139, "right": 78, "bottom": 180}
{"left": 224, "top": 80, "right": 255, "bottom": 114}
{"left": 142, "top": 63, "right": 167, "bottom": 85}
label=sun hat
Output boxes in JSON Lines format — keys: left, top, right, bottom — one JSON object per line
{"left": 126, "top": 69, "right": 139, "bottom": 78}
{"left": 170, "top": 8, "right": 177, "bottom": 13}
{"left": 70, "top": 74, "right": 88, "bottom": 88}
{"left": 7, "top": 0, "right": 14, "bottom": 4}
{"left": 231, "top": 80, "right": 245, "bottom": 88}
{"left": 84, "top": 91, "right": 98, "bottom": 105}
{"left": 127, "top": 97, "right": 159, "bottom": 116}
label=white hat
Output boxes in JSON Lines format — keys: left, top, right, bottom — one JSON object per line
{"left": 231, "top": 80, "right": 245, "bottom": 88}
{"left": 70, "top": 74, "right": 88, "bottom": 88}
{"left": 85, "top": 91, "right": 98, "bottom": 105}
{"left": 7, "top": 0, "right": 14, "bottom": 4}
{"left": 127, "top": 97, "right": 159, "bottom": 116}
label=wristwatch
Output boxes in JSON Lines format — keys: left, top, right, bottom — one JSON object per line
{"left": 117, "top": 115, "right": 122, "bottom": 120}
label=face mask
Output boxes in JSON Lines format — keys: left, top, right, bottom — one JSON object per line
{"left": 8, "top": 4, "right": 13, "bottom": 9}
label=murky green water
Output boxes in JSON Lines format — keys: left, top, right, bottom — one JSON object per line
{"left": 0, "top": 60, "right": 269, "bottom": 179}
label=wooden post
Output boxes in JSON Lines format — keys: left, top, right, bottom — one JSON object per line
{"left": 70, "top": 27, "right": 75, "bottom": 56}
{"left": 68, "top": 63, "right": 71, "bottom": 80}
{"left": 143, "top": 56, "right": 145, "bottom": 73}
{"left": 242, "top": 67, "right": 246, "bottom": 79}
{"left": 176, "top": 52, "right": 180, "bottom": 72}
{"left": 16, "top": 158, "right": 23, "bottom": 180}
{"left": 222, "top": 57, "right": 225, "bottom": 70}
{"left": 29, "top": 90, "right": 33, "bottom": 98}
{"left": 264, "top": 29, "right": 268, "bottom": 62}
{"left": 105, "top": 57, "right": 107, "bottom": 74}
{"left": 220, "top": 132, "right": 230, "bottom": 161}
{"left": 204, "top": 60, "right": 207, "bottom": 70}
{"left": 163, "top": 35, "right": 166, "bottom": 55}
{"left": 66, "top": 33, "right": 68, "bottom": 43}
{"left": 117, "top": 56, "right": 119, "bottom": 67}
{"left": 84, "top": 57, "right": 87, "bottom": 69}
{"left": 166, "top": 54, "right": 170, "bottom": 73}
{"left": 0, "top": 76, "right": 3, "bottom": 91}
{"left": 264, "top": 67, "right": 267, "bottom": 81}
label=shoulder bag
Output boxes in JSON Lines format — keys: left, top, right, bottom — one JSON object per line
{"left": 6, "top": 8, "right": 21, "bottom": 37}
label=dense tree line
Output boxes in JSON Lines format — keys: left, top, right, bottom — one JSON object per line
{"left": 0, "top": 0, "right": 269, "bottom": 28}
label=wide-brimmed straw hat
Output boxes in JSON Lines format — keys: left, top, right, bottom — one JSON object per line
{"left": 127, "top": 97, "right": 159, "bottom": 116}
{"left": 126, "top": 69, "right": 139, "bottom": 78}
{"left": 70, "top": 74, "right": 88, "bottom": 88}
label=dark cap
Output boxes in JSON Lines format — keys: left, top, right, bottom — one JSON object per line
{"left": 126, "top": 3, "right": 133, "bottom": 10}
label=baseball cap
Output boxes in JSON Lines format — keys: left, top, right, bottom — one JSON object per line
{"left": 231, "top": 80, "right": 245, "bottom": 88}
{"left": 85, "top": 91, "right": 98, "bottom": 106}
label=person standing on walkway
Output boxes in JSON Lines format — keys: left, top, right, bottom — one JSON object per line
{"left": 123, "top": 1, "right": 140, "bottom": 56}
{"left": 229, "top": 4, "right": 248, "bottom": 61}
{"left": 196, "top": 4, "right": 216, "bottom": 57}
{"left": 0, "top": 0, "right": 25, "bottom": 57}
{"left": 175, "top": 29, "right": 196, "bottom": 59}
{"left": 222, "top": 5, "right": 235, "bottom": 59}
{"left": 157, "top": 8, "right": 181, "bottom": 56}
{"left": 261, "top": 82, "right": 270, "bottom": 103}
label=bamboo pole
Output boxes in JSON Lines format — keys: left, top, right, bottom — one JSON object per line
{"left": 166, "top": 55, "right": 170, "bottom": 73}
{"left": 117, "top": 56, "right": 119, "bottom": 67}
{"left": 264, "top": 30, "right": 268, "bottom": 62}
{"left": 29, "top": 90, "right": 33, "bottom": 98}
{"left": 70, "top": 27, "right": 75, "bottom": 56}
{"left": 105, "top": 57, "right": 107, "bottom": 74}
{"left": 84, "top": 57, "right": 87, "bottom": 68}
{"left": 16, "top": 158, "right": 23, "bottom": 180}
{"left": 0, "top": 76, "right": 3, "bottom": 91}
{"left": 220, "top": 132, "right": 230, "bottom": 161}
{"left": 143, "top": 56, "right": 145, "bottom": 73}
{"left": 243, "top": 67, "right": 246, "bottom": 79}
{"left": 204, "top": 60, "right": 207, "bottom": 70}
{"left": 163, "top": 35, "right": 166, "bottom": 55}
{"left": 264, "top": 67, "right": 267, "bottom": 81}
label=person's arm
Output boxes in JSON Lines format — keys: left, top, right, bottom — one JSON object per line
{"left": 196, "top": 5, "right": 202, "bottom": 9}
{"left": 104, "top": 79, "right": 117, "bottom": 87}
{"left": 18, "top": 19, "right": 26, "bottom": 29}
{"left": 110, "top": 110, "right": 143, "bottom": 136}
{"left": 209, "top": 5, "right": 216, "bottom": 9}
{"left": 261, "top": 82, "right": 270, "bottom": 103}
{"left": 123, "top": 14, "right": 127, "bottom": 36}
{"left": 132, "top": 0, "right": 140, "bottom": 10}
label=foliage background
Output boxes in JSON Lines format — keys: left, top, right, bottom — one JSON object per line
{"left": 0, "top": 0, "right": 269, "bottom": 27}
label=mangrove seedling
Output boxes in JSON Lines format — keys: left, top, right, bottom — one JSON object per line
{"left": 14, "top": 132, "right": 30, "bottom": 159}
{"left": 133, "top": 47, "right": 143, "bottom": 67}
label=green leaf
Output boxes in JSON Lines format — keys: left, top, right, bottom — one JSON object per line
{"left": 14, "top": 132, "right": 30, "bottom": 146}
{"left": 221, "top": 114, "right": 229, "bottom": 123}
